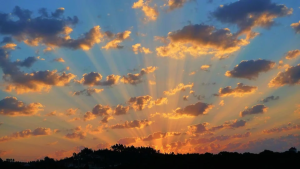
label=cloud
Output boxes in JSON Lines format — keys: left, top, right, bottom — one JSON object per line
{"left": 100, "top": 115, "right": 113, "bottom": 123}
{"left": 175, "top": 102, "right": 213, "bottom": 117}
{"left": 132, "top": 43, "right": 152, "bottom": 54}
{"left": 110, "top": 119, "right": 153, "bottom": 129}
{"left": 219, "top": 100, "right": 224, "bottom": 106}
{"left": 65, "top": 132, "right": 86, "bottom": 140}
{"left": 0, "top": 97, "right": 43, "bottom": 116}
{"left": 225, "top": 59, "right": 275, "bottom": 80}
{"left": 187, "top": 132, "right": 251, "bottom": 145}
{"left": 187, "top": 119, "right": 247, "bottom": 135}
{"left": 0, "top": 6, "right": 105, "bottom": 50}
{"left": 260, "top": 96, "right": 279, "bottom": 103}
{"left": 183, "top": 95, "right": 188, "bottom": 101}
{"left": 77, "top": 72, "right": 120, "bottom": 86}
{"left": 0, "top": 37, "right": 13, "bottom": 44}
{"left": 45, "top": 111, "right": 57, "bottom": 116}
{"left": 167, "top": 0, "right": 192, "bottom": 11}
{"left": 83, "top": 104, "right": 111, "bottom": 121}
{"left": 291, "top": 21, "right": 300, "bottom": 34}
{"left": 212, "top": 0, "right": 293, "bottom": 39}
{"left": 1, "top": 43, "right": 17, "bottom": 50}
{"left": 0, "top": 48, "right": 76, "bottom": 93}
{"left": 200, "top": 65, "right": 211, "bottom": 71}
{"left": 43, "top": 47, "right": 54, "bottom": 53}
{"left": 215, "top": 83, "right": 257, "bottom": 97}
{"left": 68, "top": 117, "right": 80, "bottom": 122}
{"left": 269, "top": 64, "right": 300, "bottom": 87}
{"left": 114, "top": 105, "right": 130, "bottom": 115}
{"left": 65, "top": 108, "right": 78, "bottom": 116}
{"left": 53, "top": 58, "right": 65, "bottom": 63}
{"left": 285, "top": 49, "right": 300, "bottom": 60}
{"left": 163, "top": 83, "right": 193, "bottom": 95}
{"left": 121, "top": 66, "right": 157, "bottom": 85}
{"left": 73, "top": 88, "right": 104, "bottom": 96}
{"left": 0, "top": 127, "right": 51, "bottom": 142}
{"left": 102, "top": 30, "right": 131, "bottom": 50}
{"left": 118, "top": 137, "right": 140, "bottom": 145}
{"left": 240, "top": 105, "right": 268, "bottom": 117}
{"left": 128, "top": 95, "right": 167, "bottom": 111}
{"left": 132, "top": 0, "right": 159, "bottom": 21}
{"left": 156, "top": 24, "right": 249, "bottom": 59}
{"left": 263, "top": 123, "right": 300, "bottom": 134}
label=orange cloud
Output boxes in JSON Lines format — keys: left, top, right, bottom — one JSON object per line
{"left": 132, "top": 43, "right": 152, "bottom": 54}
{"left": 215, "top": 83, "right": 257, "bottom": 97}
{"left": 0, "top": 127, "right": 52, "bottom": 142}
{"left": 121, "top": 66, "right": 157, "bottom": 85}
{"left": 0, "top": 97, "right": 43, "bottom": 116}
{"left": 240, "top": 105, "right": 268, "bottom": 117}
{"left": 110, "top": 119, "right": 153, "bottom": 129}
{"left": 269, "top": 64, "right": 300, "bottom": 87}
{"left": 163, "top": 83, "right": 193, "bottom": 96}
{"left": 132, "top": 0, "right": 159, "bottom": 21}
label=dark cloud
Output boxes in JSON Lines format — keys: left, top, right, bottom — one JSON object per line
{"left": 121, "top": 66, "right": 157, "bottom": 85}
{"left": 114, "top": 105, "right": 130, "bottom": 115}
{"left": 65, "top": 132, "right": 86, "bottom": 140}
{"left": 269, "top": 64, "right": 300, "bottom": 87}
{"left": 0, "top": 127, "right": 51, "bottom": 142}
{"left": 167, "top": 0, "right": 192, "bottom": 11}
{"left": 77, "top": 72, "right": 120, "bottom": 86}
{"left": 225, "top": 59, "right": 275, "bottom": 80}
{"left": 0, "top": 48, "right": 76, "bottom": 93}
{"left": 183, "top": 95, "right": 188, "bottom": 101}
{"left": 291, "top": 21, "right": 300, "bottom": 34}
{"left": 14, "top": 56, "right": 39, "bottom": 68}
{"left": 110, "top": 119, "right": 153, "bottom": 129}
{"left": 100, "top": 115, "right": 113, "bottom": 123}
{"left": 83, "top": 104, "right": 111, "bottom": 121}
{"left": 263, "top": 123, "right": 300, "bottom": 134}
{"left": 156, "top": 24, "right": 249, "bottom": 59}
{"left": 215, "top": 83, "right": 257, "bottom": 97}
{"left": 285, "top": 49, "right": 300, "bottom": 60}
{"left": 0, "top": 6, "right": 105, "bottom": 50}
{"left": 187, "top": 132, "right": 251, "bottom": 145}
{"left": 175, "top": 102, "right": 213, "bottom": 117}
{"left": 187, "top": 123, "right": 209, "bottom": 134}
{"left": 212, "top": 0, "right": 293, "bottom": 38}
{"left": 240, "top": 105, "right": 268, "bottom": 117}
{"left": 0, "top": 36, "right": 13, "bottom": 44}
{"left": 142, "top": 131, "right": 181, "bottom": 141}
{"left": 128, "top": 95, "right": 167, "bottom": 111}
{"left": 73, "top": 88, "right": 104, "bottom": 96}
{"left": 260, "top": 96, "right": 279, "bottom": 103}
{"left": 0, "top": 97, "right": 43, "bottom": 116}
{"left": 118, "top": 137, "right": 140, "bottom": 145}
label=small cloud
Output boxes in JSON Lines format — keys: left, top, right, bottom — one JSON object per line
{"left": 240, "top": 105, "right": 268, "bottom": 117}
{"left": 53, "top": 58, "right": 65, "bottom": 62}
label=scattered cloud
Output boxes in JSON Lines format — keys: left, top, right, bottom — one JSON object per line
{"left": 291, "top": 21, "right": 300, "bottom": 34}
{"left": 263, "top": 123, "right": 300, "bottom": 134}
{"left": 163, "top": 83, "right": 193, "bottom": 95}
{"left": 175, "top": 102, "right": 213, "bottom": 117}
{"left": 285, "top": 49, "right": 300, "bottom": 60}
{"left": 269, "top": 64, "right": 300, "bottom": 87}
{"left": 156, "top": 24, "right": 249, "bottom": 59}
{"left": 200, "top": 65, "right": 211, "bottom": 71}
{"left": 225, "top": 59, "right": 275, "bottom": 80}
{"left": 53, "top": 58, "right": 65, "bottom": 63}
{"left": 215, "top": 83, "right": 257, "bottom": 97}
{"left": 0, "top": 97, "right": 43, "bottom": 116}
{"left": 65, "top": 108, "right": 78, "bottom": 116}
{"left": 73, "top": 88, "right": 104, "bottom": 96}
{"left": 132, "top": 0, "right": 159, "bottom": 21}
{"left": 132, "top": 43, "right": 152, "bottom": 54}
{"left": 166, "top": 0, "right": 192, "bottom": 11}
{"left": 110, "top": 119, "right": 153, "bottom": 129}
{"left": 121, "top": 66, "right": 157, "bottom": 85}
{"left": 260, "top": 96, "right": 279, "bottom": 103}
{"left": 77, "top": 72, "right": 120, "bottom": 86}
{"left": 0, "top": 127, "right": 51, "bottom": 142}
{"left": 212, "top": 0, "right": 293, "bottom": 39}
{"left": 114, "top": 105, "right": 130, "bottom": 115}
{"left": 240, "top": 105, "right": 268, "bottom": 117}
{"left": 65, "top": 132, "right": 86, "bottom": 140}
{"left": 102, "top": 30, "right": 131, "bottom": 50}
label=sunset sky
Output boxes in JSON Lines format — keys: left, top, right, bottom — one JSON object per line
{"left": 0, "top": 0, "right": 300, "bottom": 161}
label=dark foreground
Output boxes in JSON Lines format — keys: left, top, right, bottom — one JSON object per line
{"left": 1, "top": 144, "right": 299, "bottom": 169}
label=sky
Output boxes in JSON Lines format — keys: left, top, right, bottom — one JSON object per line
{"left": 0, "top": 0, "right": 300, "bottom": 161}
